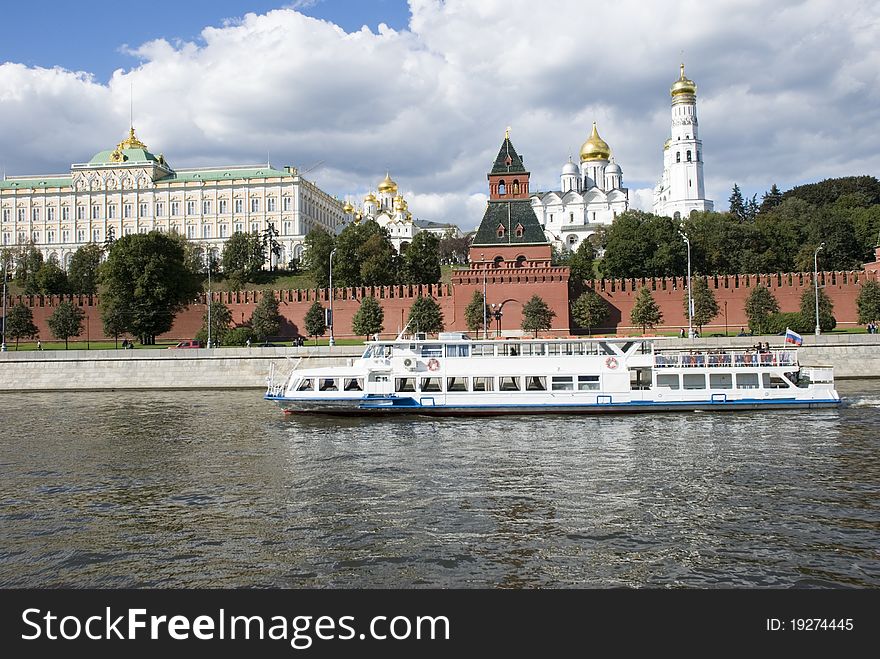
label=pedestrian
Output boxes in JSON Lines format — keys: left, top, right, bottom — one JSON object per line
{"left": 37, "top": 340, "right": 42, "bottom": 350}
{"left": 246, "top": 337, "right": 251, "bottom": 348}
{"left": 679, "top": 328, "right": 685, "bottom": 338}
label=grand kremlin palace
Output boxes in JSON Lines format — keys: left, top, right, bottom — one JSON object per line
{"left": 0, "top": 128, "right": 346, "bottom": 267}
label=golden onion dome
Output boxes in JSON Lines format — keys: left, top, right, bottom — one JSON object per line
{"left": 393, "top": 195, "right": 407, "bottom": 211}
{"left": 342, "top": 201, "right": 354, "bottom": 214}
{"left": 579, "top": 122, "right": 611, "bottom": 162}
{"left": 671, "top": 63, "right": 697, "bottom": 97}
{"left": 364, "top": 192, "right": 377, "bottom": 204}
{"left": 377, "top": 172, "right": 398, "bottom": 194}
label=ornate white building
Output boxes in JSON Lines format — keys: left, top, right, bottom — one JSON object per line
{"left": 530, "top": 122, "right": 629, "bottom": 252}
{"left": 343, "top": 172, "right": 420, "bottom": 252}
{"left": 0, "top": 127, "right": 345, "bottom": 268}
{"left": 653, "top": 64, "right": 714, "bottom": 218}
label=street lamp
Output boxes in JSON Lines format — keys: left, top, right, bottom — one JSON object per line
{"left": 724, "top": 300, "right": 728, "bottom": 337}
{"left": 328, "top": 248, "right": 337, "bottom": 347}
{"left": 1, "top": 262, "right": 7, "bottom": 352}
{"left": 481, "top": 252, "right": 487, "bottom": 340}
{"left": 490, "top": 303, "right": 503, "bottom": 338}
{"left": 206, "top": 250, "right": 213, "bottom": 349}
{"left": 679, "top": 226, "right": 693, "bottom": 339}
{"left": 814, "top": 242, "right": 825, "bottom": 336}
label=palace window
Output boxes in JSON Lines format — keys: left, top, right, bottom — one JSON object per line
{"left": 235, "top": 199, "right": 243, "bottom": 213}
{"left": 186, "top": 201, "right": 195, "bottom": 215}
{"left": 203, "top": 200, "right": 211, "bottom": 215}
{"left": 1, "top": 209, "right": 9, "bottom": 222}
{"left": 77, "top": 229, "right": 85, "bottom": 243}
{"left": 124, "top": 204, "right": 132, "bottom": 218}
{"left": 235, "top": 223, "right": 243, "bottom": 233}
{"left": 219, "top": 224, "right": 228, "bottom": 238}
{"left": 92, "top": 206, "right": 100, "bottom": 220}
{"left": 219, "top": 199, "right": 228, "bottom": 214}
{"left": 3, "top": 232, "right": 10, "bottom": 245}
{"left": 171, "top": 201, "right": 180, "bottom": 216}
{"left": 46, "top": 207, "right": 54, "bottom": 222}
{"left": 283, "top": 197, "right": 291, "bottom": 211}
{"left": 32, "top": 208, "right": 40, "bottom": 221}
{"left": 283, "top": 222, "right": 292, "bottom": 235}
{"left": 18, "top": 208, "right": 25, "bottom": 222}
{"left": 92, "top": 228, "right": 101, "bottom": 242}
{"left": 251, "top": 198, "right": 260, "bottom": 213}
{"left": 203, "top": 225, "right": 211, "bottom": 238}
{"left": 156, "top": 202, "right": 165, "bottom": 217}
{"left": 186, "top": 225, "right": 195, "bottom": 239}
{"left": 124, "top": 227, "right": 132, "bottom": 236}
{"left": 140, "top": 203, "right": 148, "bottom": 217}
{"left": 62, "top": 230, "right": 70, "bottom": 243}
{"left": 46, "top": 230, "right": 54, "bottom": 243}
{"left": 109, "top": 205, "right": 118, "bottom": 219}
{"left": 62, "top": 207, "right": 69, "bottom": 221}
{"left": 267, "top": 198, "right": 276, "bottom": 212}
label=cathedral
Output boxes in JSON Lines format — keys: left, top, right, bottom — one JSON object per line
{"left": 652, "top": 64, "right": 714, "bottom": 218}
{"left": 530, "top": 122, "right": 629, "bottom": 252}
{"left": 342, "top": 172, "right": 416, "bottom": 253}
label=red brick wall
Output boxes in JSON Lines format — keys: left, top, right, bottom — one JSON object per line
{"left": 8, "top": 268, "right": 877, "bottom": 343}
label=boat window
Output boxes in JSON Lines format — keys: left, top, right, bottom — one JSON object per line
{"left": 498, "top": 344, "right": 521, "bottom": 357}
{"left": 547, "top": 343, "right": 560, "bottom": 356}
{"left": 762, "top": 373, "right": 789, "bottom": 389}
{"left": 471, "top": 344, "right": 495, "bottom": 357}
{"left": 657, "top": 374, "right": 680, "bottom": 390}
{"left": 420, "top": 344, "right": 443, "bottom": 358}
{"left": 736, "top": 373, "right": 759, "bottom": 389}
{"left": 472, "top": 376, "right": 494, "bottom": 391}
{"left": 361, "top": 347, "right": 373, "bottom": 359}
{"left": 319, "top": 378, "right": 338, "bottom": 391}
{"left": 344, "top": 378, "right": 363, "bottom": 391}
{"left": 395, "top": 377, "right": 416, "bottom": 392}
{"left": 296, "top": 378, "right": 314, "bottom": 391}
{"left": 709, "top": 373, "right": 733, "bottom": 390}
{"left": 551, "top": 376, "right": 573, "bottom": 391}
{"left": 525, "top": 376, "right": 546, "bottom": 391}
{"left": 499, "top": 376, "right": 520, "bottom": 391}
{"left": 446, "top": 344, "right": 470, "bottom": 358}
{"left": 447, "top": 377, "right": 468, "bottom": 392}
{"left": 420, "top": 377, "right": 442, "bottom": 392}
{"left": 577, "top": 375, "right": 600, "bottom": 391}
{"left": 370, "top": 374, "right": 388, "bottom": 383}
{"left": 683, "top": 374, "right": 706, "bottom": 389}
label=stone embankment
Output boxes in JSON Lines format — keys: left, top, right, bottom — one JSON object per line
{"left": 0, "top": 334, "right": 877, "bottom": 392}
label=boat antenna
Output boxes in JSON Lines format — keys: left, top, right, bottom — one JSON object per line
{"left": 396, "top": 321, "right": 412, "bottom": 341}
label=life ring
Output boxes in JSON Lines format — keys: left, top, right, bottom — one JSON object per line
{"left": 427, "top": 358, "right": 440, "bottom": 371}
{"left": 605, "top": 356, "right": 618, "bottom": 370}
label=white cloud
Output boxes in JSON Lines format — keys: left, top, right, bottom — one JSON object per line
{"left": 2, "top": 0, "right": 879, "bottom": 225}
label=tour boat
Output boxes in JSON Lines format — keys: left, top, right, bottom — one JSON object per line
{"left": 264, "top": 332, "right": 841, "bottom": 415}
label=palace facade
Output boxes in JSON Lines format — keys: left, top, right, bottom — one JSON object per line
{"left": 0, "top": 127, "right": 345, "bottom": 267}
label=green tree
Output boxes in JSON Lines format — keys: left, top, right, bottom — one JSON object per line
{"left": 5, "top": 302, "right": 39, "bottom": 349}
{"left": 783, "top": 175, "right": 880, "bottom": 208}
{"left": 567, "top": 240, "right": 596, "bottom": 282}
{"left": 196, "top": 301, "right": 233, "bottom": 345}
{"left": 759, "top": 184, "right": 784, "bottom": 213}
{"left": 47, "top": 301, "right": 85, "bottom": 349}
{"left": 250, "top": 291, "right": 282, "bottom": 341}
{"left": 15, "top": 244, "right": 44, "bottom": 295}
{"left": 303, "top": 228, "right": 335, "bottom": 288}
{"left": 521, "top": 294, "right": 556, "bottom": 337}
{"left": 630, "top": 286, "right": 663, "bottom": 334}
{"left": 799, "top": 286, "right": 836, "bottom": 332}
{"left": 688, "top": 278, "right": 719, "bottom": 333}
{"left": 36, "top": 260, "right": 69, "bottom": 295}
{"left": 100, "top": 300, "right": 132, "bottom": 349}
{"left": 407, "top": 296, "right": 444, "bottom": 334}
{"left": 728, "top": 183, "right": 746, "bottom": 222}
{"left": 744, "top": 285, "right": 780, "bottom": 335}
{"left": 304, "top": 300, "right": 327, "bottom": 344}
{"left": 67, "top": 244, "right": 103, "bottom": 294}
{"left": 359, "top": 233, "right": 398, "bottom": 285}
{"left": 857, "top": 280, "right": 880, "bottom": 325}
{"left": 464, "top": 290, "right": 489, "bottom": 336}
{"left": 352, "top": 296, "right": 384, "bottom": 337}
{"left": 221, "top": 231, "right": 265, "bottom": 289}
{"left": 438, "top": 229, "right": 471, "bottom": 264}
{"left": 602, "top": 211, "right": 652, "bottom": 278}
{"left": 100, "top": 231, "right": 200, "bottom": 344}
{"left": 403, "top": 231, "right": 441, "bottom": 284}
{"left": 570, "top": 289, "right": 609, "bottom": 336}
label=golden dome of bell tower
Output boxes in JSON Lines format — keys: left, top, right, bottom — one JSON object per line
{"left": 670, "top": 63, "right": 697, "bottom": 97}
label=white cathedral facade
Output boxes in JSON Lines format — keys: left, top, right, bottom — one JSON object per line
{"left": 530, "top": 122, "right": 629, "bottom": 252}
{"left": 652, "top": 64, "right": 714, "bottom": 218}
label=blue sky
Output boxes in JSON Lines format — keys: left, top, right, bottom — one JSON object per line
{"left": 1, "top": 1, "right": 878, "bottom": 228}
{"left": 0, "top": 1, "right": 411, "bottom": 82}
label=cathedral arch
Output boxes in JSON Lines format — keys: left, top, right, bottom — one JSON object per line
{"left": 498, "top": 180, "right": 506, "bottom": 195}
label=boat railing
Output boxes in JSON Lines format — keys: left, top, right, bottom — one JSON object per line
{"left": 654, "top": 350, "right": 798, "bottom": 368}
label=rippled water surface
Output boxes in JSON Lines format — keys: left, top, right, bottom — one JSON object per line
{"left": 1, "top": 381, "right": 878, "bottom": 588}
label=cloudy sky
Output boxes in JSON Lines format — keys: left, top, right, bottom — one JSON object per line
{"left": 1, "top": 0, "right": 878, "bottom": 230}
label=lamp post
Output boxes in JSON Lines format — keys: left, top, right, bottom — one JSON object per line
{"left": 328, "top": 248, "right": 337, "bottom": 347}
{"left": 481, "top": 252, "right": 487, "bottom": 340}
{"left": 1, "top": 263, "right": 7, "bottom": 352}
{"left": 814, "top": 242, "right": 825, "bottom": 336}
{"left": 724, "top": 300, "right": 728, "bottom": 337}
{"left": 679, "top": 226, "right": 693, "bottom": 339}
{"left": 206, "top": 251, "right": 212, "bottom": 349}
{"left": 490, "top": 303, "right": 503, "bottom": 338}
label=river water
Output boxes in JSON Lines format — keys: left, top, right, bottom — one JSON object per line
{"left": 0, "top": 381, "right": 878, "bottom": 588}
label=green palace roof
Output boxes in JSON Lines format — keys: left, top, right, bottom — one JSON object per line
{"left": 0, "top": 176, "right": 72, "bottom": 190}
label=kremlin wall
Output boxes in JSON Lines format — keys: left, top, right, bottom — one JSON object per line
{"left": 7, "top": 265, "right": 877, "bottom": 344}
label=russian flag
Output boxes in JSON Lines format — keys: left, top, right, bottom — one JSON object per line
{"left": 785, "top": 328, "right": 803, "bottom": 346}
